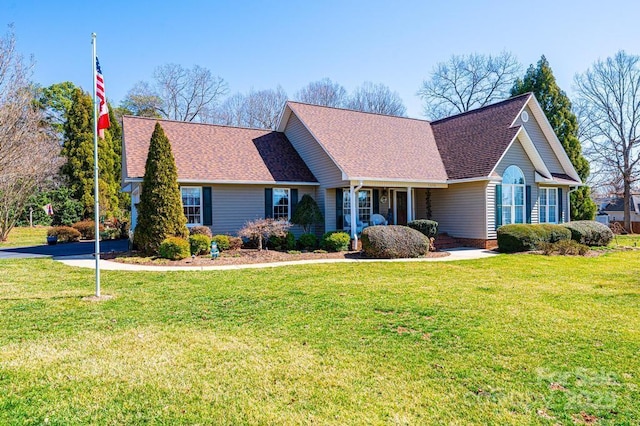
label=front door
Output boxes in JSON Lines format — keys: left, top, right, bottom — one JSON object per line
{"left": 396, "top": 191, "right": 407, "bottom": 225}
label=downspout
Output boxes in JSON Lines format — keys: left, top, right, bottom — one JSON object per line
{"left": 567, "top": 186, "right": 578, "bottom": 222}
{"left": 351, "top": 181, "right": 363, "bottom": 249}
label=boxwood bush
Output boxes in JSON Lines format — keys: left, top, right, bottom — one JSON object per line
{"left": 211, "top": 235, "right": 230, "bottom": 251}
{"left": 268, "top": 231, "right": 296, "bottom": 251}
{"left": 562, "top": 220, "right": 613, "bottom": 246}
{"left": 407, "top": 219, "right": 438, "bottom": 239}
{"left": 320, "top": 231, "right": 351, "bottom": 252}
{"left": 189, "top": 234, "right": 211, "bottom": 255}
{"left": 158, "top": 237, "right": 190, "bottom": 260}
{"left": 361, "top": 225, "right": 429, "bottom": 259}
{"left": 298, "top": 233, "right": 318, "bottom": 250}
{"left": 497, "top": 224, "right": 571, "bottom": 253}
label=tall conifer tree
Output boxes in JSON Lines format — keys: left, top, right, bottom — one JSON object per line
{"left": 511, "top": 56, "right": 597, "bottom": 220}
{"left": 133, "top": 123, "right": 188, "bottom": 254}
{"left": 61, "top": 88, "right": 120, "bottom": 219}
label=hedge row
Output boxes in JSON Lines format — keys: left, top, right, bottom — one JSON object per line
{"left": 497, "top": 221, "right": 613, "bottom": 253}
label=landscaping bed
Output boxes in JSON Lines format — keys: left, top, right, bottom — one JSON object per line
{"left": 109, "top": 247, "right": 450, "bottom": 266}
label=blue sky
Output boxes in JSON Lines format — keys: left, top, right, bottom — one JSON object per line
{"left": 3, "top": 0, "right": 640, "bottom": 118}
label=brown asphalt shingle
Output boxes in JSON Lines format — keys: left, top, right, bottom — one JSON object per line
{"left": 431, "top": 93, "right": 532, "bottom": 180}
{"left": 287, "top": 102, "right": 449, "bottom": 182}
{"left": 123, "top": 116, "right": 317, "bottom": 183}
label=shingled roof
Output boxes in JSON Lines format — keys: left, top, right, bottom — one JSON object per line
{"left": 123, "top": 116, "right": 317, "bottom": 183}
{"left": 286, "top": 102, "right": 449, "bottom": 182}
{"left": 431, "top": 93, "right": 532, "bottom": 180}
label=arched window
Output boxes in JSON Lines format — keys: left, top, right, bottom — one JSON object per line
{"left": 502, "top": 165, "right": 525, "bottom": 225}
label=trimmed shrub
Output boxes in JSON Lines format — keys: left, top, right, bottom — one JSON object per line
{"left": 158, "top": 237, "right": 190, "bottom": 260}
{"left": 190, "top": 226, "right": 212, "bottom": 237}
{"left": 540, "top": 239, "right": 589, "bottom": 256}
{"left": 269, "top": 231, "right": 296, "bottom": 251}
{"left": 47, "top": 226, "right": 81, "bottom": 243}
{"left": 408, "top": 219, "right": 439, "bottom": 239}
{"left": 290, "top": 194, "right": 324, "bottom": 233}
{"left": 211, "top": 235, "right": 230, "bottom": 251}
{"left": 320, "top": 231, "right": 351, "bottom": 252}
{"left": 72, "top": 220, "right": 105, "bottom": 240}
{"left": 497, "top": 224, "right": 571, "bottom": 253}
{"left": 562, "top": 220, "right": 614, "bottom": 246}
{"left": 228, "top": 236, "right": 243, "bottom": 250}
{"left": 298, "top": 233, "right": 318, "bottom": 250}
{"left": 189, "top": 234, "right": 211, "bottom": 255}
{"left": 361, "top": 225, "right": 429, "bottom": 259}
{"left": 99, "top": 228, "right": 119, "bottom": 240}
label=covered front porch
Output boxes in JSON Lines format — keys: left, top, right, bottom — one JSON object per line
{"left": 335, "top": 182, "right": 447, "bottom": 238}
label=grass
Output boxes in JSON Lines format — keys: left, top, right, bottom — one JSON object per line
{"left": 0, "top": 226, "right": 49, "bottom": 248}
{"left": 610, "top": 233, "right": 640, "bottom": 247}
{"left": 0, "top": 252, "right": 639, "bottom": 424}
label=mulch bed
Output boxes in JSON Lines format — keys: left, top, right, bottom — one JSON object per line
{"left": 106, "top": 248, "right": 450, "bottom": 267}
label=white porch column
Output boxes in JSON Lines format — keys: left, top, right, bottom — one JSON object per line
{"left": 349, "top": 185, "right": 357, "bottom": 239}
{"left": 407, "top": 186, "right": 413, "bottom": 223}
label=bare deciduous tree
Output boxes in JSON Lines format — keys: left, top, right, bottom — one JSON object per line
{"left": 575, "top": 51, "right": 640, "bottom": 232}
{"left": 418, "top": 51, "right": 521, "bottom": 119}
{"left": 295, "top": 78, "right": 347, "bottom": 107}
{"left": 122, "top": 64, "right": 228, "bottom": 122}
{"left": 215, "top": 86, "right": 287, "bottom": 130}
{"left": 0, "top": 26, "right": 60, "bottom": 241}
{"left": 346, "top": 82, "right": 407, "bottom": 116}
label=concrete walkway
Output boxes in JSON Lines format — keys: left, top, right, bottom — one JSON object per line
{"left": 55, "top": 248, "right": 499, "bottom": 272}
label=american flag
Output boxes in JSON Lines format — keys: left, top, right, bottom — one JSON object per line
{"left": 96, "top": 57, "right": 110, "bottom": 138}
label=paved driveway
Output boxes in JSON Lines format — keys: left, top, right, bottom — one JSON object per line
{"left": 0, "top": 239, "right": 129, "bottom": 259}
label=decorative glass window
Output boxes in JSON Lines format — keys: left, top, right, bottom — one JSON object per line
{"left": 343, "top": 189, "right": 372, "bottom": 225}
{"left": 273, "top": 188, "right": 290, "bottom": 220}
{"left": 502, "top": 165, "right": 525, "bottom": 225}
{"left": 539, "top": 187, "right": 558, "bottom": 223}
{"left": 181, "top": 187, "right": 202, "bottom": 225}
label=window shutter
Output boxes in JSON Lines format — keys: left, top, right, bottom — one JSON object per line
{"left": 202, "top": 187, "right": 212, "bottom": 226}
{"left": 264, "top": 188, "right": 273, "bottom": 218}
{"left": 526, "top": 185, "right": 532, "bottom": 224}
{"left": 373, "top": 189, "right": 380, "bottom": 214}
{"left": 290, "top": 189, "right": 298, "bottom": 217}
{"left": 558, "top": 188, "right": 564, "bottom": 223}
{"left": 336, "top": 188, "right": 343, "bottom": 230}
{"left": 495, "top": 184, "right": 502, "bottom": 229}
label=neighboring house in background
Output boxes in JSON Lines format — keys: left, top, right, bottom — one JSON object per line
{"left": 122, "top": 92, "right": 583, "bottom": 248}
{"left": 602, "top": 195, "right": 640, "bottom": 232}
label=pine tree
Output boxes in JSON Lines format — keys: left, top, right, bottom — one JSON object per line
{"left": 133, "top": 123, "right": 188, "bottom": 254}
{"left": 511, "top": 56, "right": 597, "bottom": 220}
{"left": 61, "top": 88, "right": 121, "bottom": 220}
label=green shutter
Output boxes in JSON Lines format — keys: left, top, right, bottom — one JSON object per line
{"left": 265, "top": 188, "right": 273, "bottom": 218}
{"left": 526, "top": 185, "right": 532, "bottom": 224}
{"left": 495, "top": 184, "right": 502, "bottom": 229}
{"left": 373, "top": 189, "right": 380, "bottom": 214}
{"left": 290, "top": 189, "right": 298, "bottom": 217}
{"left": 336, "top": 188, "right": 343, "bottom": 230}
{"left": 202, "top": 187, "right": 212, "bottom": 226}
{"left": 558, "top": 188, "right": 564, "bottom": 223}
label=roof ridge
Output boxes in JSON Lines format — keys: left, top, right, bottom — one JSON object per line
{"left": 121, "top": 115, "right": 274, "bottom": 132}
{"left": 286, "top": 101, "right": 431, "bottom": 124}
{"left": 430, "top": 92, "right": 532, "bottom": 125}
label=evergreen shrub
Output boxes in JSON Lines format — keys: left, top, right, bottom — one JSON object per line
{"left": 211, "top": 235, "right": 230, "bottom": 251}
{"left": 158, "top": 237, "right": 190, "bottom": 260}
{"left": 298, "top": 233, "right": 318, "bottom": 250}
{"left": 72, "top": 220, "right": 104, "bottom": 240}
{"left": 407, "top": 220, "right": 439, "bottom": 238}
{"left": 497, "top": 224, "right": 571, "bottom": 253}
{"left": 47, "top": 226, "right": 81, "bottom": 243}
{"left": 562, "top": 220, "right": 613, "bottom": 246}
{"left": 189, "top": 234, "right": 211, "bottom": 255}
{"left": 320, "top": 231, "right": 351, "bottom": 252}
{"left": 361, "top": 225, "right": 429, "bottom": 259}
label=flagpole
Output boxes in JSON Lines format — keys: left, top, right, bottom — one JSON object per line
{"left": 91, "top": 33, "right": 101, "bottom": 297}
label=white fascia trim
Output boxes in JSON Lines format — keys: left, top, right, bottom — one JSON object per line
{"left": 534, "top": 171, "right": 585, "bottom": 186}
{"left": 524, "top": 96, "right": 582, "bottom": 182}
{"left": 348, "top": 176, "right": 448, "bottom": 184}
{"left": 509, "top": 93, "right": 534, "bottom": 127}
{"left": 275, "top": 103, "right": 292, "bottom": 132}
{"left": 489, "top": 127, "right": 552, "bottom": 179}
{"left": 123, "top": 177, "right": 319, "bottom": 186}
{"left": 446, "top": 176, "right": 493, "bottom": 184}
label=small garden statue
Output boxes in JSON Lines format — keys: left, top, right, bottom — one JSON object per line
{"left": 210, "top": 241, "right": 220, "bottom": 259}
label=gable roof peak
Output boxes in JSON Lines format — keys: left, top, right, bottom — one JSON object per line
{"left": 430, "top": 92, "right": 533, "bottom": 125}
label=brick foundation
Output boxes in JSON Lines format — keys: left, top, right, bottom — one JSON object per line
{"left": 449, "top": 238, "right": 498, "bottom": 250}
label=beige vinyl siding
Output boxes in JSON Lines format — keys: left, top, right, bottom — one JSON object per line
{"left": 515, "top": 107, "right": 564, "bottom": 173}
{"left": 284, "top": 114, "right": 345, "bottom": 188}
{"left": 486, "top": 182, "right": 497, "bottom": 239}
{"left": 325, "top": 189, "right": 336, "bottom": 232}
{"left": 495, "top": 137, "right": 540, "bottom": 226}
{"left": 430, "top": 181, "right": 488, "bottom": 239}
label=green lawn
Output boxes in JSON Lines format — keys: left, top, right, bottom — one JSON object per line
{"left": 0, "top": 226, "right": 49, "bottom": 248}
{"left": 0, "top": 253, "right": 639, "bottom": 425}
{"left": 610, "top": 233, "right": 640, "bottom": 247}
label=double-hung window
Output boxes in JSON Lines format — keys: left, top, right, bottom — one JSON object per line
{"left": 181, "top": 187, "right": 202, "bottom": 226}
{"left": 343, "top": 189, "right": 372, "bottom": 225}
{"left": 502, "top": 166, "right": 525, "bottom": 225}
{"left": 539, "top": 187, "right": 558, "bottom": 223}
{"left": 273, "top": 188, "right": 290, "bottom": 220}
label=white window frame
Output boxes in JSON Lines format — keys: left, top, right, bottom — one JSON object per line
{"left": 343, "top": 189, "right": 372, "bottom": 225}
{"left": 180, "top": 186, "right": 203, "bottom": 227}
{"left": 502, "top": 165, "right": 526, "bottom": 225}
{"left": 539, "top": 187, "right": 558, "bottom": 224}
{"left": 273, "top": 188, "right": 291, "bottom": 220}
